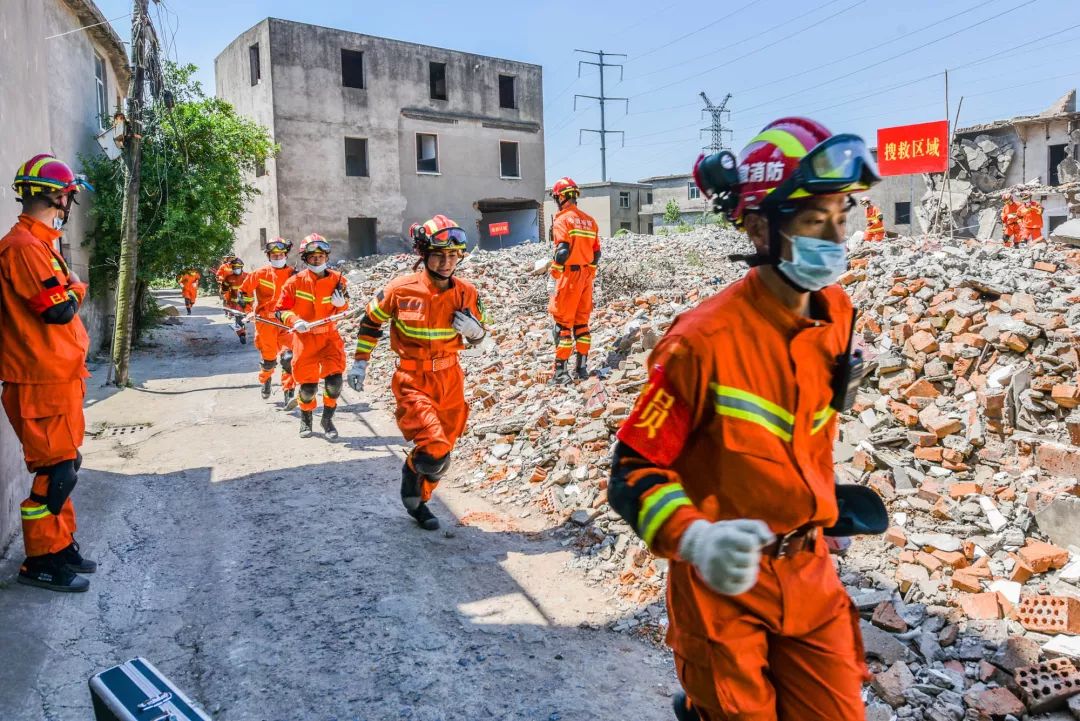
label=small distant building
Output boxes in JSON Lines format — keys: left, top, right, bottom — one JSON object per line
{"left": 541, "top": 181, "right": 652, "bottom": 238}
{"left": 638, "top": 173, "right": 710, "bottom": 229}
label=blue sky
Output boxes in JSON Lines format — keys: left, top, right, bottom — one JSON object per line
{"left": 94, "top": 0, "right": 1080, "bottom": 185}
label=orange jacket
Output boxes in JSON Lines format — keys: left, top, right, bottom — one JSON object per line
{"left": 612, "top": 267, "right": 853, "bottom": 558}
{"left": 0, "top": 215, "right": 90, "bottom": 384}
{"left": 177, "top": 270, "right": 200, "bottom": 287}
{"left": 275, "top": 268, "right": 349, "bottom": 334}
{"left": 1019, "top": 201, "right": 1043, "bottom": 230}
{"left": 1001, "top": 201, "right": 1021, "bottom": 226}
{"left": 241, "top": 265, "right": 296, "bottom": 318}
{"left": 353, "top": 271, "right": 489, "bottom": 362}
{"left": 219, "top": 270, "right": 249, "bottom": 309}
{"left": 215, "top": 263, "right": 234, "bottom": 284}
{"left": 550, "top": 205, "right": 599, "bottom": 277}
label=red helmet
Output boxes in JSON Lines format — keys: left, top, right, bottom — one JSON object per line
{"left": 12, "top": 154, "right": 92, "bottom": 199}
{"left": 298, "top": 233, "right": 331, "bottom": 258}
{"left": 265, "top": 237, "right": 292, "bottom": 254}
{"left": 229, "top": 257, "right": 245, "bottom": 271}
{"left": 415, "top": 214, "right": 467, "bottom": 254}
{"left": 407, "top": 222, "right": 421, "bottom": 240}
{"left": 551, "top": 177, "right": 580, "bottom": 201}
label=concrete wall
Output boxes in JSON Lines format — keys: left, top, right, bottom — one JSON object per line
{"left": 217, "top": 19, "right": 544, "bottom": 262}
{"left": 642, "top": 175, "right": 708, "bottom": 228}
{"left": 0, "top": 0, "right": 128, "bottom": 554}
{"left": 542, "top": 183, "right": 650, "bottom": 237}
{"left": 850, "top": 173, "right": 928, "bottom": 238}
{"left": 1009, "top": 119, "right": 1073, "bottom": 230}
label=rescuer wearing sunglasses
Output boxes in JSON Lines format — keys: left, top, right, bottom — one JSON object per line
{"left": 348, "top": 215, "right": 489, "bottom": 531}
{"left": 609, "top": 117, "right": 887, "bottom": 721}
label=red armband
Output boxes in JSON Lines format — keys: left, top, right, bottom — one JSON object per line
{"left": 616, "top": 363, "right": 692, "bottom": 467}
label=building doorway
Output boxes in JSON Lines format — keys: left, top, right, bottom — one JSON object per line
{"left": 348, "top": 217, "right": 377, "bottom": 257}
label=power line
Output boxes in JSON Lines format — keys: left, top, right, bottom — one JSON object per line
{"left": 574, "top": 49, "right": 627, "bottom": 182}
{"left": 624, "top": 0, "right": 760, "bottom": 65}
{"left": 699, "top": 92, "right": 733, "bottom": 153}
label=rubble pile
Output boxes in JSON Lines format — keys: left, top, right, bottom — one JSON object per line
{"left": 339, "top": 227, "right": 1080, "bottom": 718}
{"left": 919, "top": 134, "right": 1014, "bottom": 239}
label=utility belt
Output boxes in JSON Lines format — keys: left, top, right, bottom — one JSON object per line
{"left": 397, "top": 356, "right": 458, "bottom": 373}
{"left": 565, "top": 263, "right": 597, "bottom": 272}
{"left": 760, "top": 525, "right": 819, "bottom": 558}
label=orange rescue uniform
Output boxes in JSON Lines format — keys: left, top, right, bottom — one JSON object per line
{"left": 241, "top": 265, "right": 296, "bottom": 389}
{"left": 864, "top": 203, "right": 885, "bottom": 241}
{"left": 1001, "top": 200, "right": 1022, "bottom": 244}
{"left": 1019, "top": 200, "right": 1044, "bottom": 242}
{"left": 275, "top": 268, "right": 348, "bottom": 411}
{"left": 612, "top": 267, "right": 865, "bottom": 721}
{"left": 219, "top": 270, "right": 249, "bottom": 311}
{"left": 0, "top": 215, "right": 90, "bottom": 557}
{"left": 354, "top": 271, "right": 488, "bottom": 501}
{"left": 549, "top": 205, "right": 600, "bottom": 360}
{"left": 177, "top": 270, "right": 200, "bottom": 307}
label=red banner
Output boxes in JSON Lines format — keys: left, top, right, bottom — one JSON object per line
{"left": 876, "top": 120, "right": 949, "bottom": 176}
{"left": 488, "top": 221, "right": 509, "bottom": 236}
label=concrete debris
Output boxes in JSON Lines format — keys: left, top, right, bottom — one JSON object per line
{"left": 337, "top": 224, "right": 1080, "bottom": 716}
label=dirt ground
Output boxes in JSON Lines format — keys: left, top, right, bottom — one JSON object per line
{"left": 0, "top": 291, "right": 676, "bottom": 721}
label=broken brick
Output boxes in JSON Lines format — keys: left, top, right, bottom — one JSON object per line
{"left": 1000, "top": 332, "right": 1031, "bottom": 353}
{"left": 1014, "top": 658, "right": 1080, "bottom": 713}
{"left": 908, "top": 330, "right": 939, "bottom": 354}
{"left": 931, "top": 550, "right": 967, "bottom": 569}
{"left": 960, "top": 592, "right": 1001, "bottom": 620}
{"left": 1034, "top": 260, "right": 1058, "bottom": 273}
{"left": 951, "top": 571, "right": 983, "bottom": 593}
{"left": 948, "top": 481, "right": 979, "bottom": 499}
{"left": 924, "top": 414, "right": 963, "bottom": 439}
{"left": 915, "top": 551, "right": 943, "bottom": 573}
{"left": 914, "top": 446, "right": 944, "bottom": 462}
{"left": 964, "top": 687, "right": 1025, "bottom": 719}
{"left": 1016, "top": 595, "right": 1080, "bottom": 635}
{"left": 1017, "top": 540, "right": 1070, "bottom": 574}
{"left": 871, "top": 601, "right": 909, "bottom": 633}
{"left": 903, "top": 378, "right": 941, "bottom": 400}
{"left": 1051, "top": 384, "right": 1080, "bottom": 409}
{"left": 884, "top": 526, "right": 907, "bottom": 548}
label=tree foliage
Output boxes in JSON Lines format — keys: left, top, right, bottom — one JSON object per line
{"left": 82, "top": 63, "right": 276, "bottom": 323}
{"left": 663, "top": 199, "right": 682, "bottom": 225}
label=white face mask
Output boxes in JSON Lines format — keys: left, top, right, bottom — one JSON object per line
{"left": 269, "top": 258, "right": 287, "bottom": 269}
{"left": 52, "top": 216, "right": 65, "bottom": 231}
{"left": 232, "top": 268, "right": 243, "bottom": 275}
{"left": 307, "top": 263, "right": 327, "bottom": 274}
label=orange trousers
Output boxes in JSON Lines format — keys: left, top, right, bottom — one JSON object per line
{"left": 254, "top": 322, "right": 295, "bottom": 389}
{"left": 2, "top": 380, "right": 85, "bottom": 557}
{"left": 548, "top": 267, "right": 595, "bottom": 361}
{"left": 393, "top": 364, "right": 468, "bottom": 502}
{"left": 864, "top": 229, "right": 885, "bottom": 242}
{"left": 291, "top": 330, "right": 345, "bottom": 411}
{"left": 181, "top": 284, "right": 198, "bottom": 304}
{"left": 1003, "top": 224, "right": 1022, "bottom": 244}
{"left": 670, "top": 540, "right": 866, "bottom": 721}
{"left": 1021, "top": 225, "right": 1043, "bottom": 242}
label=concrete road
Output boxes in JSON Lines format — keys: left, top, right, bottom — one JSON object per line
{"left": 0, "top": 292, "right": 675, "bottom": 721}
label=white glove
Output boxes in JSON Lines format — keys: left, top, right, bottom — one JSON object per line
{"left": 546, "top": 276, "right": 556, "bottom": 296}
{"left": 291, "top": 319, "right": 312, "bottom": 333}
{"left": 331, "top": 290, "right": 348, "bottom": 308}
{"left": 452, "top": 310, "right": 485, "bottom": 341}
{"left": 678, "top": 519, "right": 775, "bottom": 596}
{"left": 347, "top": 360, "right": 367, "bottom": 392}
{"left": 242, "top": 312, "right": 255, "bottom": 324}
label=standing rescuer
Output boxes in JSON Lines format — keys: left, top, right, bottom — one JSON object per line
{"left": 1000, "top": 192, "right": 1022, "bottom": 246}
{"left": 858, "top": 196, "right": 885, "bottom": 241}
{"left": 241, "top": 237, "right": 297, "bottom": 405}
{"left": 219, "top": 257, "right": 251, "bottom": 344}
{"left": 548, "top": 177, "right": 600, "bottom": 384}
{"left": 176, "top": 268, "right": 200, "bottom": 315}
{"left": 1, "top": 154, "right": 96, "bottom": 592}
{"left": 275, "top": 234, "right": 349, "bottom": 439}
{"left": 348, "top": 215, "right": 489, "bottom": 531}
{"left": 609, "top": 118, "right": 888, "bottom": 721}
{"left": 1019, "top": 194, "right": 1044, "bottom": 243}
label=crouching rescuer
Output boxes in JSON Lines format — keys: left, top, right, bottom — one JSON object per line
{"left": 348, "top": 215, "right": 489, "bottom": 531}
{"left": 608, "top": 118, "right": 889, "bottom": 720}
{"left": 2, "top": 154, "right": 96, "bottom": 592}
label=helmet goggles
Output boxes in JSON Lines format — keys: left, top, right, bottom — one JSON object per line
{"left": 301, "top": 239, "right": 331, "bottom": 255}
{"left": 766, "top": 134, "right": 880, "bottom": 209}
{"left": 265, "top": 240, "right": 290, "bottom": 254}
{"left": 427, "top": 227, "right": 468, "bottom": 250}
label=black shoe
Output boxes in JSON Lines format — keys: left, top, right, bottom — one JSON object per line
{"left": 299, "top": 410, "right": 313, "bottom": 438}
{"left": 238, "top": 333, "right": 247, "bottom": 345}
{"left": 56, "top": 541, "right": 96, "bottom": 574}
{"left": 408, "top": 502, "right": 440, "bottom": 531}
{"left": 551, "top": 360, "right": 572, "bottom": 386}
{"left": 186, "top": 306, "right": 192, "bottom": 315}
{"left": 282, "top": 389, "right": 297, "bottom": 411}
{"left": 261, "top": 378, "right": 272, "bottom": 399}
{"left": 17, "top": 555, "right": 89, "bottom": 593}
{"left": 672, "top": 692, "right": 700, "bottom": 721}
{"left": 575, "top": 355, "right": 589, "bottom": 380}
{"left": 321, "top": 407, "right": 338, "bottom": 440}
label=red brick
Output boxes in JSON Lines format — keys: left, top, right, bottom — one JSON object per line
{"left": 908, "top": 431, "right": 939, "bottom": 447}
{"left": 903, "top": 378, "right": 941, "bottom": 400}
{"left": 1001, "top": 332, "right": 1031, "bottom": 353}
{"left": 924, "top": 415, "right": 962, "bottom": 438}
{"left": 889, "top": 283, "right": 910, "bottom": 297}
{"left": 909, "top": 330, "right": 939, "bottom": 354}
{"left": 951, "top": 571, "right": 983, "bottom": 593}
{"left": 871, "top": 601, "right": 909, "bottom": 633}
{"left": 1034, "top": 441, "right": 1080, "bottom": 479}
{"left": 954, "top": 332, "right": 988, "bottom": 349}
{"left": 1016, "top": 595, "right": 1080, "bottom": 635}
{"left": 1068, "top": 416, "right": 1080, "bottom": 446}
{"left": 931, "top": 497, "right": 954, "bottom": 520}
{"left": 1051, "top": 384, "right": 1080, "bottom": 409}
{"left": 942, "top": 449, "right": 966, "bottom": 465}
{"left": 932, "top": 550, "right": 967, "bottom": 569}
{"left": 1025, "top": 477, "right": 1080, "bottom": 512}
{"left": 884, "top": 526, "right": 907, "bottom": 548}
{"left": 945, "top": 315, "right": 973, "bottom": 335}
{"left": 1017, "top": 540, "right": 1070, "bottom": 574}
{"left": 960, "top": 592, "right": 1001, "bottom": 620}
{"left": 978, "top": 390, "right": 1006, "bottom": 418}
{"left": 888, "top": 400, "right": 919, "bottom": 427}
{"left": 1034, "top": 260, "right": 1058, "bottom": 273}
{"left": 914, "top": 446, "right": 944, "bottom": 462}
{"left": 953, "top": 356, "right": 975, "bottom": 376}
{"left": 916, "top": 551, "right": 943, "bottom": 573}
{"left": 948, "top": 481, "right": 979, "bottom": 499}
{"left": 964, "top": 687, "right": 1025, "bottom": 719}
{"left": 969, "top": 556, "right": 992, "bottom": 578}
{"left": 1014, "top": 658, "right": 1080, "bottom": 713}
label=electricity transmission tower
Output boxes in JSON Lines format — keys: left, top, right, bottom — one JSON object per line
{"left": 700, "top": 92, "right": 733, "bottom": 154}
{"left": 575, "top": 50, "right": 627, "bottom": 182}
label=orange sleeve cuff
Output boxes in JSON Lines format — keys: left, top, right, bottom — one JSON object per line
{"left": 649, "top": 505, "right": 708, "bottom": 560}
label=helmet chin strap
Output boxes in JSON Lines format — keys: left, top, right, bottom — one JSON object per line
{"left": 730, "top": 206, "right": 810, "bottom": 293}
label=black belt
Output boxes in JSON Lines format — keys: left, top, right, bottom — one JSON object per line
{"left": 761, "top": 526, "right": 819, "bottom": 558}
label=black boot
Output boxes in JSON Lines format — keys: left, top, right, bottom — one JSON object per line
{"left": 17, "top": 554, "right": 89, "bottom": 593}
{"left": 321, "top": 406, "right": 339, "bottom": 440}
{"left": 551, "top": 360, "right": 572, "bottom": 385}
{"left": 261, "top": 378, "right": 272, "bottom": 399}
{"left": 282, "top": 388, "right": 297, "bottom": 411}
{"left": 575, "top": 353, "right": 589, "bottom": 380}
{"left": 408, "top": 502, "right": 440, "bottom": 531}
{"left": 672, "top": 692, "right": 700, "bottom": 721}
{"left": 55, "top": 540, "right": 96, "bottom": 574}
{"left": 299, "top": 410, "right": 313, "bottom": 438}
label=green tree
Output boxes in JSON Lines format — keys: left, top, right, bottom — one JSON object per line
{"left": 663, "top": 199, "right": 682, "bottom": 225}
{"left": 83, "top": 63, "right": 276, "bottom": 335}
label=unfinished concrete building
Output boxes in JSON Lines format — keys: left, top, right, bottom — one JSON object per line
{"left": 639, "top": 173, "right": 710, "bottom": 229}
{"left": 857, "top": 90, "right": 1080, "bottom": 240}
{"left": 216, "top": 18, "right": 545, "bottom": 261}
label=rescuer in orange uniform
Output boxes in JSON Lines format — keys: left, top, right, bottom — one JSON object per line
{"left": 215, "top": 254, "right": 237, "bottom": 285}
{"left": 1000, "top": 193, "right": 1022, "bottom": 246}
{"left": 275, "top": 234, "right": 349, "bottom": 439}
{"left": 859, "top": 196, "right": 885, "bottom": 241}
{"left": 348, "top": 215, "right": 489, "bottom": 530}
{"left": 219, "top": 257, "right": 251, "bottom": 344}
{"left": 609, "top": 118, "right": 888, "bottom": 721}
{"left": 241, "top": 238, "right": 297, "bottom": 405}
{"left": 176, "top": 268, "right": 200, "bottom": 315}
{"left": 1, "top": 154, "right": 96, "bottom": 592}
{"left": 1019, "top": 195, "right": 1044, "bottom": 243}
{"left": 548, "top": 177, "right": 600, "bottom": 384}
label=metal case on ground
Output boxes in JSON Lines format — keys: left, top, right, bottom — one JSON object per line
{"left": 88, "top": 657, "right": 212, "bottom": 721}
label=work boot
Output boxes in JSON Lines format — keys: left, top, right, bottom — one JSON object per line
{"left": 574, "top": 353, "right": 589, "bottom": 381}
{"left": 299, "top": 410, "right": 313, "bottom": 438}
{"left": 671, "top": 692, "right": 700, "bottom": 721}
{"left": 261, "top": 378, "right": 273, "bottom": 400}
{"left": 17, "top": 554, "right": 89, "bottom": 593}
{"left": 321, "top": 406, "right": 339, "bottom": 440}
{"left": 551, "top": 360, "right": 572, "bottom": 386}
{"left": 282, "top": 388, "right": 297, "bottom": 411}
{"left": 55, "top": 540, "right": 96, "bottom": 574}
{"left": 408, "top": 502, "right": 440, "bottom": 531}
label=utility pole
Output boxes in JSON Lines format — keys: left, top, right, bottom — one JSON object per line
{"left": 575, "top": 50, "right": 627, "bottom": 182}
{"left": 699, "top": 91, "right": 732, "bottom": 154}
{"left": 111, "top": 0, "right": 163, "bottom": 386}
